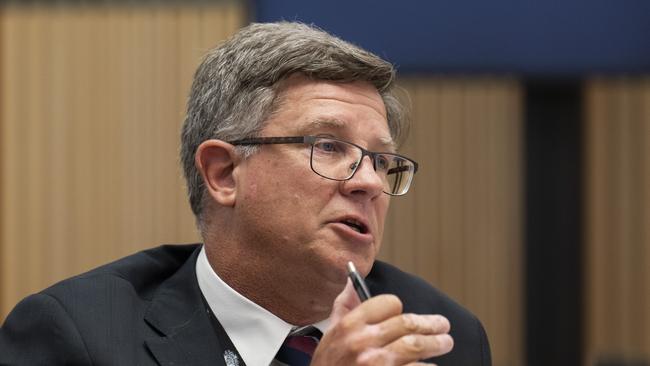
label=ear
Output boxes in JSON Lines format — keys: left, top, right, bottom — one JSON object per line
{"left": 195, "top": 139, "right": 240, "bottom": 207}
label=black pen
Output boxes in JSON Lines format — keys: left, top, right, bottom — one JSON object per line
{"left": 347, "top": 261, "right": 371, "bottom": 301}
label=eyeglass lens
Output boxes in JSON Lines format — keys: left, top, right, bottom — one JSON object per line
{"left": 309, "top": 137, "right": 415, "bottom": 195}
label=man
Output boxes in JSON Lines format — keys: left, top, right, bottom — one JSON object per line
{"left": 0, "top": 22, "right": 490, "bottom": 365}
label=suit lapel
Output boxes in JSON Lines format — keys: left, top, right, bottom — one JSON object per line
{"left": 144, "top": 247, "right": 226, "bottom": 366}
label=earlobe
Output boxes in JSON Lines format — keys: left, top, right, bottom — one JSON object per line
{"left": 195, "top": 140, "right": 239, "bottom": 207}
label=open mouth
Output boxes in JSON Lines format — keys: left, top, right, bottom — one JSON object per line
{"left": 340, "top": 218, "right": 368, "bottom": 234}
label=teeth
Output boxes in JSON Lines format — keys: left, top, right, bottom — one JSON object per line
{"left": 343, "top": 219, "right": 364, "bottom": 233}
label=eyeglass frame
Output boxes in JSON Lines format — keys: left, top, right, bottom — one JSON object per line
{"left": 227, "top": 135, "right": 419, "bottom": 196}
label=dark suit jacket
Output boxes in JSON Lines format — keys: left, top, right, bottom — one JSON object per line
{"left": 0, "top": 244, "right": 491, "bottom": 365}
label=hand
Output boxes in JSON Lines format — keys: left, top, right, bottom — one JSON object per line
{"left": 311, "top": 280, "right": 453, "bottom": 365}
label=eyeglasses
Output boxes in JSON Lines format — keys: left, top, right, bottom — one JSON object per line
{"left": 228, "top": 136, "right": 418, "bottom": 196}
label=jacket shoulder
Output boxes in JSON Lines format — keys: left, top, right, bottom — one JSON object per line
{"left": 42, "top": 244, "right": 201, "bottom": 304}
{"left": 367, "top": 260, "right": 470, "bottom": 315}
{"left": 1, "top": 244, "right": 202, "bottom": 364}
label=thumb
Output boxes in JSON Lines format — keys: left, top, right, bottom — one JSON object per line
{"left": 329, "top": 278, "right": 361, "bottom": 325}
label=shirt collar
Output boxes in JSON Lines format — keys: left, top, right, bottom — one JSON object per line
{"left": 196, "top": 246, "right": 330, "bottom": 366}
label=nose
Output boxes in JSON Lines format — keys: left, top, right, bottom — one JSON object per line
{"left": 340, "top": 156, "right": 384, "bottom": 199}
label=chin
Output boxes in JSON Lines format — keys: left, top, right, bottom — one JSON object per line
{"left": 333, "top": 250, "right": 375, "bottom": 279}
{"left": 310, "top": 236, "right": 377, "bottom": 278}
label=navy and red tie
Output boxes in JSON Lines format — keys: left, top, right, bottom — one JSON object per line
{"left": 273, "top": 326, "right": 322, "bottom": 366}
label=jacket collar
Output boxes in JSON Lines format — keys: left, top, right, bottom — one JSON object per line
{"left": 143, "top": 245, "right": 226, "bottom": 366}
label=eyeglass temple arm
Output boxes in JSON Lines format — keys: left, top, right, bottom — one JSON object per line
{"left": 229, "top": 136, "right": 306, "bottom": 145}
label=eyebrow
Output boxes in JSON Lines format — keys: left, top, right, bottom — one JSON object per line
{"left": 297, "top": 118, "right": 397, "bottom": 152}
{"left": 378, "top": 136, "right": 397, "bottom": 152}
{"left": 297, "top": 118, "right": 346, "bottom": 134}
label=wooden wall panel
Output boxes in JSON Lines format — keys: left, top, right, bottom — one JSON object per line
{"left": 0, "top": 3, "right": 245, "bottom": 319}
{"left": 381, "top": 77, "right": 524, "bottom": 365}
{"left": 584, "top": 77, "right": 650, "bottom": 365}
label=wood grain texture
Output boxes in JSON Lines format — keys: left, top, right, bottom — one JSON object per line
{"left": 381, "top": 77, "right": 524, "bottom": 365}
{"left": 584, "top": 77, "right": 650, "bottom": 365}
{"left": 0, "top": 3, "right": 244, "bottom": 319}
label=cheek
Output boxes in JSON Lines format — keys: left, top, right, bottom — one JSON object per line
{"left": 374, "top": 198, "right": 390, "bottom": 237}
{"left": 243, "top": 157, "right": 285, "bottom": 195}
{"left": 241, "top": 156, "right": 332, "bottom": 216}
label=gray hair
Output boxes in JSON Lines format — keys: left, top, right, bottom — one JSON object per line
{"left": 180, "top": 21, "right": 407, "bottom": 226}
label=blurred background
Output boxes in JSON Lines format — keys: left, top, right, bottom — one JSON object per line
{"left": 0, "top": 1, "right": 648, "bottom": 365}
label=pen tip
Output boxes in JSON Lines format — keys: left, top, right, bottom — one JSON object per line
{"left": 347, "top": 261, "right": 356, "bottom": 273}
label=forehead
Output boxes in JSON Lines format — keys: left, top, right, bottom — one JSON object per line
{"left": 265, "top": 75, "right": 394, "bottom": 149}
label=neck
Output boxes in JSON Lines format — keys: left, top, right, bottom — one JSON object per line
{"left": 203, "top": 234, "right": 342, "bottom": 325}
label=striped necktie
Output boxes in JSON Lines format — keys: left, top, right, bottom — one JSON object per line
{"left": 273, "top": 326, "right": 322, "bottom": 366}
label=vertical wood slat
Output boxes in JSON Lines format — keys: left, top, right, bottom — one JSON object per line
{"left": 644, "top": 78, "right": 650, "bottom": 363}
{"left": 439, "top": 81, "right": 465, "bottom": 302}
{"left": 47, "top": 7, "right": 72, "bottom": 284}
{"left": 584, "top": 77, "right": 650, "bottom": 365}
{"left": 0, "top": 3, "right": 245, "bottom": 320}
{"left": 380, "top": 77, "right": 523, "bottom": 365}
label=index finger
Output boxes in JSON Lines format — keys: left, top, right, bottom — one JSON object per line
{"left": 372, "top": 314, "right": 450, "bottom": 346}
{"left": 344, "top": 294, "right": 403, "bottom": 326}
{"left": 330, "top": 279, "right": 362, "bottom": 325}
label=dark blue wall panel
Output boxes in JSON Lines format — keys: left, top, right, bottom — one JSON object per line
{"left": 253, "top": 0, "right": 650, "bottom": 76}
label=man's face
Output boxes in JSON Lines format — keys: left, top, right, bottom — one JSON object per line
{"left": 234, "top": 75, "right": 392, "bottom": 286}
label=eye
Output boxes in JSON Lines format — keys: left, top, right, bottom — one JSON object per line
{"left": 375, "top": 155, "right": 390, "bottom": 171}
{"left": 313, "top": 139, "right": 341, "bottom": 153}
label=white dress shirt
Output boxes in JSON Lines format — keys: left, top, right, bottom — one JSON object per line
{"left": 196, "top": 246, "right": 330, "bottom": 366}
